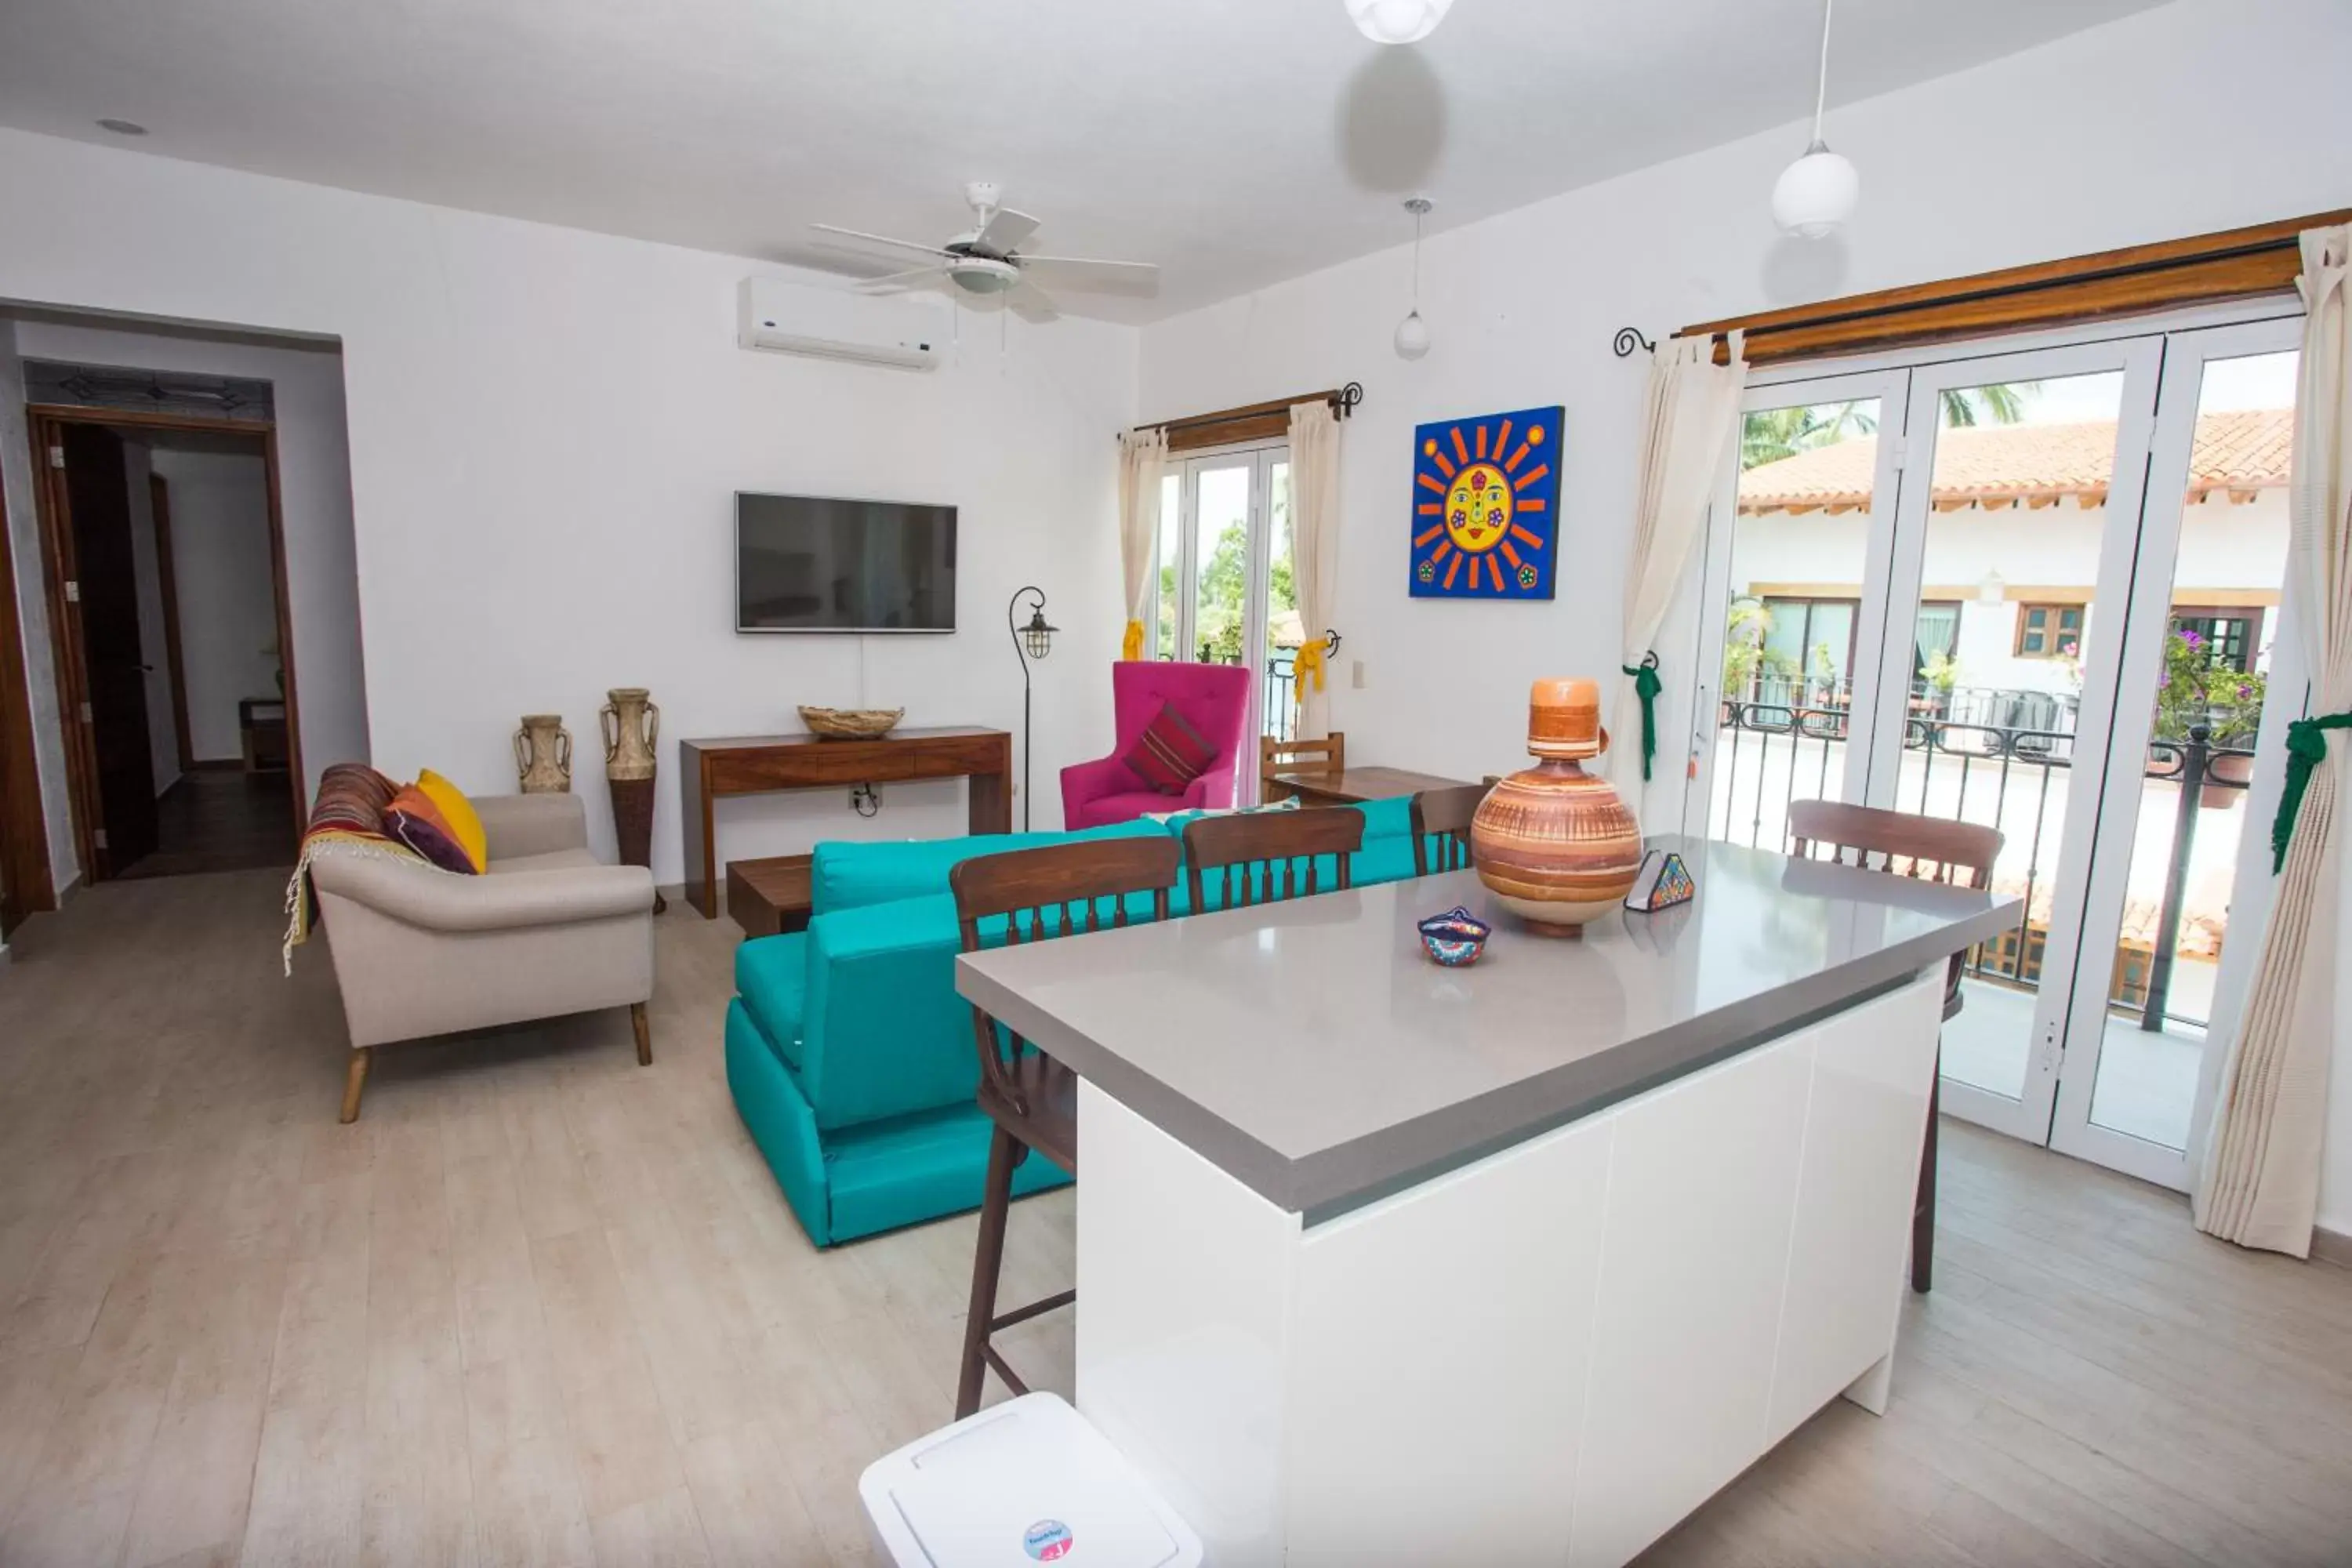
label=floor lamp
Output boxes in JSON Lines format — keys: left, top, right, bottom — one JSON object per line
{"left": 1007, "top": 586, "right": 1055, "bottom": 830}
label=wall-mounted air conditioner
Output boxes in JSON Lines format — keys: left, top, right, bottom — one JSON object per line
{"left": 735, "top": 277, "right": 945, "bottom": 371}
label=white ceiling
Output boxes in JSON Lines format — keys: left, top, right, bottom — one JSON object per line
{"left": 0, "top": 0, "right": 2170, "bottom": 322}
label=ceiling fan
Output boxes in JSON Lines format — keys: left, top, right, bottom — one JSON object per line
{"left": 811, "top": 181, "right": 1159, "bottom": 322}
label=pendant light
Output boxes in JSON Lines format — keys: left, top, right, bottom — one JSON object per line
{"left": 1395, "top": 198, "right": 1432, "bottom": 361}
{"left": 1771, "top": 0, "right": 1859, "bottom": 239}
{"left": 1346, "top": 0, "right": 1454, "bottom": 45}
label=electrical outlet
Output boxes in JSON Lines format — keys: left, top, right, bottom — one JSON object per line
{"left": 1351, "top": 659, "right": 1367, "bottom": 690}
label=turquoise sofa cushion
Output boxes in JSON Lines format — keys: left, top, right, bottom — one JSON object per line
{"left": 810, "top": 818, "right": 1171, "bottom": 916}
{"left": 1358, "top": 793, "right": 1412, "bottom": 842}
{"left": 735, "top": 931, "right": 808, "bottom": 1069}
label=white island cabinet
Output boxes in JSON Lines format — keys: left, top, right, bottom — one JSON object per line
{"left": 957, "top": 837, "right": 2018, "bottom": 1566}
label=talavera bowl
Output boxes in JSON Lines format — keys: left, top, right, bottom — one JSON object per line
{"left": 1417, "top": 906, "right": 1493, "bottom": 967}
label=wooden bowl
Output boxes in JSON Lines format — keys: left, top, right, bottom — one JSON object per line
{"left": 798, "top": 706, "right": 904, "bottom": 740}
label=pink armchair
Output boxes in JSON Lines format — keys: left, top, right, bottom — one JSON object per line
{"left": 1062, "top": 661, "right": 1254, "bottom": 829}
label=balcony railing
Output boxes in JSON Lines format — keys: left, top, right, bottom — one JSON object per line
{"left": 1713, "top": 681, "right": 2253, "bottom": 1026}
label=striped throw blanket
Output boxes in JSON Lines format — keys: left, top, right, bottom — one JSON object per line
{"left": 281, "top": 763, "right": 423, "bottom": 973}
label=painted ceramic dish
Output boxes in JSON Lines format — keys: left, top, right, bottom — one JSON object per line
{"left": 1471, "top": 677, "right": 1645, "bottom": 935}
{"left": 1417, "top": 906, "right": 1493, "bottom": 967}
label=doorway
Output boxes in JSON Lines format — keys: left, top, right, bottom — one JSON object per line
{"left": 1690, "top": 312, "right": 2303, "bottom": 1192}
{"left": 1147, "top": 441, "right": 1297, "bottom": 762}
{"left": 27, "top": 407, "right": 303, "bottom": 883}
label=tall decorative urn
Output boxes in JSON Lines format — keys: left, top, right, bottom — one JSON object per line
{"left": 1471, "top": 677, "right": 1645, "bottom": 935}
{"left": 514, "top": 714, "right": 572, "bottom": 794}
{"left": 601, "top": 688, "right": 666, "bottom": 914}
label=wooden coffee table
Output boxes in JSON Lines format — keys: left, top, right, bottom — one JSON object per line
{"left": 1264, "top": 766, "right": 1473, "bottom": 807}
{"left": 727, "top": 854, "right": 813, "bottom": 938}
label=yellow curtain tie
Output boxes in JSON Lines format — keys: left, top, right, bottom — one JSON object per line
{"left": 1292, "top": 640, "right": 1327, "bottom": 703}
{"left": 1121, "top": 619, "right": 1144, "bottom": 662}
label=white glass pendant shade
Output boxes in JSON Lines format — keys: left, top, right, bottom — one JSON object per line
{"left": 1346, "top": 0, "right": 1454, "bottom": 45}
{"left": 1771, "top": 143, "right": 1858, "bottom": 239}
{"left": 1394, "top": 309, "right": 1431, "bottom": 360}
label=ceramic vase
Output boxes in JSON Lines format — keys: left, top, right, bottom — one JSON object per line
{"left": 514, "top": 714, "right": 572, "bottom": 794}
{"left": 1471, "top": 677, "right": 1645, "bottom": 935}
{"left": 600, "top": 688, "right": 665, "bottom": 914}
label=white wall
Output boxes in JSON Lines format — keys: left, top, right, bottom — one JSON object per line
{"left": 1135, "top": 0, "right": 2352, "bottom": 1230}
{"left": 5, "top": 320, "right": 368, "bottom": 814}
{"left": 0, "top": 127, "right": 1134, "bottom": 882}
{"left": 0, "top": 329, "right": 75, "bottom": 891}
{"left": 150, "top": 448, "right": 278, "bottom": 762}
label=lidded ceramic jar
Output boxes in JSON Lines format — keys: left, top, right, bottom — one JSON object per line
{"left": 1471, "top": 677, "right": 1645, "bottom": 935}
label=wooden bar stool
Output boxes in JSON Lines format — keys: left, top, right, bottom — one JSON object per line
{"left": 1181, "top": 804, "right": 1366, "bottom": 913}
{"left": 948, "top": 835, "right": 1182, "bottom": 1419}
{"left": 1788, "top": 800, "right": 2002, "bottom": 1294}
{"left": 1409, "top": 782, "right": 1488, "bottom": 877}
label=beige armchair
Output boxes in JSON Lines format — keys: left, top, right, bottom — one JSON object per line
{"left": 310, "top": 791, "right": 655, "bottom": 1121}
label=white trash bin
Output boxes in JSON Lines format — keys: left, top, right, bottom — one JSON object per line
{"left": 858, "top": 1392, "right": 1203, "bottom": 1566}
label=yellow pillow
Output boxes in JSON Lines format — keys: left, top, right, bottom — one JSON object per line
{"left": 415, "top": 769, "right": 488, "bottom": 873}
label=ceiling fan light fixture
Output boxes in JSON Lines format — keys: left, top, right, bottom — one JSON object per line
{"left": 946, "top": 257, "right": 1021, "bottom": 296}
{"left": 1345, "top": 0, "right": 1454, "bottom": 45}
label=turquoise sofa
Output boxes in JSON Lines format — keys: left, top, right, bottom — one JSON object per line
{"left": 725, "top": 797, "right": 1421, "bottom": 1246}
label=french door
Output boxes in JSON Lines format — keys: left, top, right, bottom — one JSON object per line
{"left": 1149, "top": 442, "right": 1293, "bottom": 760}
{"left": 1690, "top": 313, "right": 2303, "bottom": 1189}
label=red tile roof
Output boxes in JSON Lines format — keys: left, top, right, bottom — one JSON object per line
{"left": 1738, "top": 408, "right": 2292, "bottom": 513}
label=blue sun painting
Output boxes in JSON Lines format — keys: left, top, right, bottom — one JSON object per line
{"left": 1409, "top": 405, "right": 1563, "bottom": 600}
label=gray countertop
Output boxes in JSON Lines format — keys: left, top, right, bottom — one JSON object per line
{"left": 955, "top": 835, "right": 2022, "bottom": 1218}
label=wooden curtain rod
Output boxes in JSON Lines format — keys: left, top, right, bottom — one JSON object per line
{"left": 1671, "top": 208, "right": 2349, "bottom": 367}
{"left": 1131, "top": 383, "right": 1363, "bottom": 451}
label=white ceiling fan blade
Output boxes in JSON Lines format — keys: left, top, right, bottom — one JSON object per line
{"left": 1006, "top": 279, "right": 1061, "bottom": 324}
{"left": 1014, "top": 255, "right": 1160, "bottom": 295}
{"left": 853, "top": 265, "right": 951, "bottom": 293}
{"left": 809, "top": 223, "right": 956, "bottom": 263}
{"left": 977, "top": 206, "right": 1041, "bottom": 254}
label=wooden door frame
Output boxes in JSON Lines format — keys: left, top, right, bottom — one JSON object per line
{"left": 0, "top": 446, "right": 53, "bottom": 931}
{"left": 25, "top": 405, "right": 307, "bottom": 880}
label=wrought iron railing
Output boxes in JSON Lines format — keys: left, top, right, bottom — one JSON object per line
{"left": 1713, "top": 689, "right": 2254, "bottom": 1023}
{"left": 1264, "top": 649, "right": 1298, "bottom": 742}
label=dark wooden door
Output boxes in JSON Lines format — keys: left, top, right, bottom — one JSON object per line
{"left": 60, "top": 423, "right": 160, "bottom": 875}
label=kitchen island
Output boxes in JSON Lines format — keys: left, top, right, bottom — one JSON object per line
{"left": 956, "top": 835, "right": 2019, "bottom": 1567}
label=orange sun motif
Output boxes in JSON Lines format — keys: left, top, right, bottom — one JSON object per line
{"left": 1444, "top": 463, "right": 1514, "bottom": 553}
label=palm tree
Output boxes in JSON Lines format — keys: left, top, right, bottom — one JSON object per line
{"left": 1740, "top": 401, "right": 1876, "bottom": 469}
{"left": 1940, "top": 383, "right": 2037, "bottom": 426}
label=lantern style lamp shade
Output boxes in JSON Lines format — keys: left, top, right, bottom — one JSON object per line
{"left": 1345, "top": 0, "right": 1454, "bottom": 45}
{"left": 1021, "top": 606, "right": 1057, "bottom": 660}
{"left": 1770, "top": 143, "right": 1860, "bottom": 239}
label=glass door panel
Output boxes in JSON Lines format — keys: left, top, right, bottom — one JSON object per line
{"left": 1153, "top": 472, "right": 1181, "bottom": 659}
{"left": 1868, "top": 341, "right": 2164, "bottom": 1146}
{"left": 2049, "top": 326, "right": 2302, "bottom": 1187}
{"left": 1190, "top": 462, "right": 1253, "bottom": 666}
{"left": 1703, "top": 386, "right": 1893, "bottom": 850}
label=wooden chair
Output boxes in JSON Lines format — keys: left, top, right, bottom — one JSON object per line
{"left": 948, "top": 834, "right": 1182, "bottom": 1418}
{"left": 1788, "top": 800, "right": 2003, "bottom": 1295}
{"left": 1409, "top": 783, "right": 1488, "bottom": 877}
{"left": 1182, "top": 806, "right": 1366, "bottom": 913}
{"left": 1260, "top": 731, "right": 1345, "bottom": 798}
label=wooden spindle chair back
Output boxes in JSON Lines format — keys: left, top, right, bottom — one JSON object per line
{"left": 1182, "top": 806, "right": 1367, "bottom": 913}
{"left": 1260, "top": 730, "right": 1345, "bottom": 788}
{"left": 950, "top": 836, "right": 1181, "bottom": 1125}
{"left": 1409, "top": 783, "right": 1488, "bottom": 877}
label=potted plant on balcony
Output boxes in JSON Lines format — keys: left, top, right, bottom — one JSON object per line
{"left": 2155, "top": 627, "right": 2265, "bottom": 809}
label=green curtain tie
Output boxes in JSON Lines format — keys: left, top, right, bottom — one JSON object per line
{"left": 1622, "top": 655, "right": 1663, "bottom": 782}
{"left": 2271, "top": 712, "right": 2352, "bottom": 872}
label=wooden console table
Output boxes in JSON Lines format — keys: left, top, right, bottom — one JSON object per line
{"left": 679, "top": 727, "right": 1014, "bottom": 918}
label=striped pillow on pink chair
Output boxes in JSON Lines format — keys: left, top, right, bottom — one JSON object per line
{"left": 1121, "top": 701, "right": 1217, "bottom": 793}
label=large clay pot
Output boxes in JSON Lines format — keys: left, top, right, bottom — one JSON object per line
{"left": 601, "top": 688, "right": 665, "bottom": 914}
{"left": 514, "top": 714, "right": 572, "bottom": 794}
{"left": 1472, "top": 677, "right": 1645, "bottom": 935}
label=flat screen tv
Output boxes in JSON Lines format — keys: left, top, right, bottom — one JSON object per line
{"left": 735, "top": 492, "right": 957, "bottom": 633}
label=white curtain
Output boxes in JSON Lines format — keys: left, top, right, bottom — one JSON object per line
{"left": 1609, "top": 331, "right": 1748, "bottom": 793}
{"left": 1289, "top": 400, "right": 1341, "bottom": 738}
{"left": 1118, "top": 427, "right": 1168, "bottom": 662}
{"left": 2195, "top": 225, "right": 2351, "bottom": 1256}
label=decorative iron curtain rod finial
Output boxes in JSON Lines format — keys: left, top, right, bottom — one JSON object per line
{"left": 1613, "top": 328, "right": 1656, "bottom": 358}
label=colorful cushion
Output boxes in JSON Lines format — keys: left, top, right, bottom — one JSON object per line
{"left": 1121, "top": 701, "right": 1217, "bottom": 795}
{"left": 415, "top": 769, "right": 488, "bottom": 873}
{"left": 383, "top": 785, "right": 477, "bottom": 875}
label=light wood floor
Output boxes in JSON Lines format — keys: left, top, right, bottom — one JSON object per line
{"left": 0, "top": 869, "right": 2348, "bottom": 1566}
